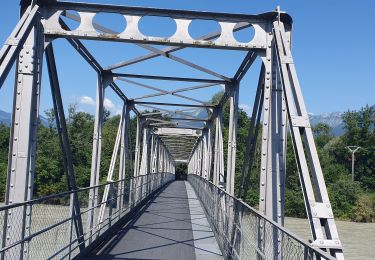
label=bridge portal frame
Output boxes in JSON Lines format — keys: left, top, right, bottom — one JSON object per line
{"left": 0, "top": 0, "right": 344, "bottom": 259}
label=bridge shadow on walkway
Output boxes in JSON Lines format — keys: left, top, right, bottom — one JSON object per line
{"left": 85, "top": 180, "right": 223, "bottom": 260}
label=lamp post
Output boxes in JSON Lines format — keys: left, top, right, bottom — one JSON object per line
{"left": 346, "top": 146, "right": 361, "bottom": 182}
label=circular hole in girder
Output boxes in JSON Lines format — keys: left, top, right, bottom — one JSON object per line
{"left": 233, "top": 23, "right": 255, "bottom": 43}
{"left": 189, "top": 19, "right": 221, "bottom": 40}
{"left": 59, "top": 10, "right": 81, "bottom": 31}
{"left": 93, "top": 12, "right": 126, "bottom": 34}
{"left": 139, "top": 16, "right": 177, "bottom": 38}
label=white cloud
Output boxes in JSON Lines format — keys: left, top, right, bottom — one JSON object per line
{"left": 104, "top": 98, "right": 123, "bottom": 116}
{"left": 114, "top": 108, "right": 122, "bottom": 115}
{"left": 239, "top": 104, "right": 251, "bottom": 115}
{"left": 79, "top": 96, "right": 122, "bottom": 116}
{"left": 79, "top": 96, "right": 95, "bottom": 106}
{"left": 104, "top": 98, "right": 115, "bottom": 110}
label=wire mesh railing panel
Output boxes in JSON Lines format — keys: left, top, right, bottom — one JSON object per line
{"left": 28, "top": 220, "right": 72, "bottom": 259}
{"left": 187, "top": 174, "right": 336, "bottom": 260}
{"left": 0, "top": 172, "right": 174, "bottom": 259}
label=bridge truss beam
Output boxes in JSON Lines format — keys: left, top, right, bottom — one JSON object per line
{"left": 0, "top": 1, "right": 343, "bottom": 259}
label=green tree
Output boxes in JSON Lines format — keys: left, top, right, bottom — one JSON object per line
{"left": 0, "top": 123, "right": 10, "bottom": 201}
{"left": 329, "top": 179, "right": 361, "bottom": 219}
{"left": 313, "top": 123, "right": 333, "bottom": 149}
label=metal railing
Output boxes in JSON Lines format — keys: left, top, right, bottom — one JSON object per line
{"left": 0, "top": 172, "right": 174, "bottom": 259}
{"left": 188, "top": 175, "right": 336, "bottom": 260}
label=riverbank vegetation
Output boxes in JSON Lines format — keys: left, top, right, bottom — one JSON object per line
{"left": 0, "top": 98, "right": 374, "bottom": 222}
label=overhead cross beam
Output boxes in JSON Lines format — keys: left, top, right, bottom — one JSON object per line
{"left": 135, "top": 101, "right": 214, "bottom": 109}
{"left": 117, "top": 77, "right": 206, "bottom": 104}
{"left": 62, "top": 11, "right": 230, "bottom": 81}
{"left": 133, "top": 82, "right": 219, "bottom": 102}
{"left": 42, "top": 1, "right": 292, "bottom": 50}
{"left": 136, "top": 103, "right": 207, "bottom": 120}
{"left": 114, "top": 73, "right": 226, "bottom": 84}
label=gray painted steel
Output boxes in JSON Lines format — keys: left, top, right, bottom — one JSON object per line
{"left": 0, "top": 1, "right": 345, "bottom": 259}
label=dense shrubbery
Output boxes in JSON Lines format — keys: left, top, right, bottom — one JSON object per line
{"left": 0, "top": 99, "right": 374, "bottom": 222}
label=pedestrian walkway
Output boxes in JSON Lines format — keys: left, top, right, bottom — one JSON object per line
{"left": 86, "top": 180, "right": 223, "bottom": 260}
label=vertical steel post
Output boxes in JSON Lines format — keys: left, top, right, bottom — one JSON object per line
{"left": 198, "top": 140, "right": 203, "bottom": 176}
{"left": 133, "top": 116, "right": 142, "bottom": 177}
{"left": 139, "top": 127, "right": 148, "bottom": 176}
{"left": 45, "top": 44, "right": 86, "bottom": 252}
{"left": 238, "top": 67, "right": 264, "bottom": 199}
{"left": 117, "top": 104, "right": 129, "bottom": 217}
{"left": 207, "top": 125, "right": 212, "bottom": 181}
{"left": 258, "top": 45, "right": 287, "bottom": 223}
{"left": 158, "top": 141, "right": 163, "bottom": 173}
{"left": 149, "top": 134, "right": 155, "bottom": 174}
{"left": 202, "top": 130, "right": 208, "bottom": 179}
{"left": 2, "top": 14, "right": 43, "bottom": 259}
{"left": 87, "top": 73, "right": 106, "bottom": 243}
{"left": 213, "top": 117, "right": 220, "bottom": 185}
{"left": 258, "top": 38, "right": 287, "bottom": 258}
{"left": 213, "top": 109, "right": 225, "bottom": 188}
{"left": 108, "top": 182, "right": 114, "bottom": 228}
{"left": 226, "top": 82, "right": 239, "bottom": 196}
{"left": 152, "top": 137, "right": 159, "bottom": 174}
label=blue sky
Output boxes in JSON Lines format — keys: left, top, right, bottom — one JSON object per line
{"left": 0, "top": 0, "right": 374, "bottom": 116}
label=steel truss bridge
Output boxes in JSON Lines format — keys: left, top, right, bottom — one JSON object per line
{"left": 0, "top": 0, "right": 344, "bottom": 259}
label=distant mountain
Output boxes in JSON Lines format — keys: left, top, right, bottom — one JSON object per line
{"left": 309, "top": 112, "right": 344, "bottom": 136}
{"left": 309, "top": 105, "right": 375, "bottom": 136}
{"left": 0, "top": 110, "right": 12, "bottom": 126}
{"left": 0, "top": 109, "right": 48, "bottom": 127}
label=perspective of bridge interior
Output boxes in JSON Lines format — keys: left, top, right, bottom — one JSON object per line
{"left": 0, "top": 0, "right": 344, "bottom": 259}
